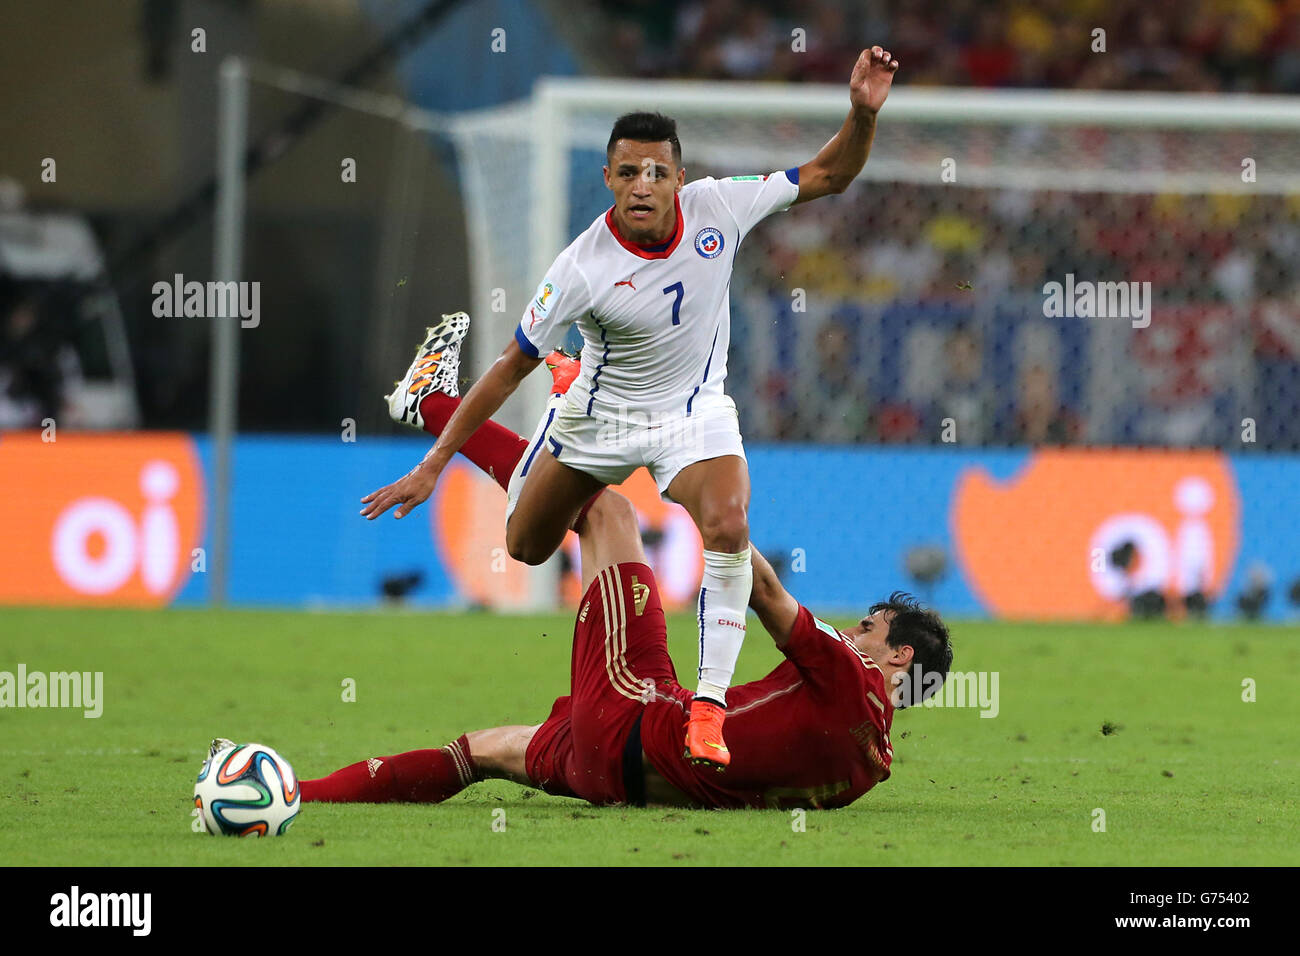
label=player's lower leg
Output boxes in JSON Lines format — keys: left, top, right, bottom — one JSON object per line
{"left": 386, "top": 313, "right": 581, "bottom": 491}
{"left": 686, "top": 547, "right": 752, "bottom": 769}
{"left": 668, "top": 457, "right": 755, "bottom": 770}
{"left": 418, "top": 392, "right": 528, "bottom": 490}
{"left": 300, "top": 735, "right": 479, "bottom": 804}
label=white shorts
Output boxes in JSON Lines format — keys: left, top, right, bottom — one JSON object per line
{"left": 506, "top": 393, "right": 746, "bottom": 518}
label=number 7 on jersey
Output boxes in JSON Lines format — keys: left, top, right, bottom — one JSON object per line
{"left": 663, "top": 281, "right": 684, "bottom": 326}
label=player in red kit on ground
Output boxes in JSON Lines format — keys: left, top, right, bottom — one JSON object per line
{"left": 291, "top": 337, "right": 952, "bottom": 810}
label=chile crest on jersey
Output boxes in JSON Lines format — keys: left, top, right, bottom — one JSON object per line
{"left": 694, "top": 226, "right": 725, "bottom": 259}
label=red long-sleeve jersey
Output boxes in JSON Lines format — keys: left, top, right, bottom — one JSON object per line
{"left": 642, "top": 605, "right": 896, "bottom": 809}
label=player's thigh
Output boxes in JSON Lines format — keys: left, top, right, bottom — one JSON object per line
{"left": 562, "top": 566, "right": 664, "bottom": 804}
{"left": 505, "top": 450, "right": 606, "bottom": 564}
{"left": 658, "top": 397, "right": 751, "bottom": 523}
{"left": 665, "top": 456, "right": 752, "bottom": 550}
{"left": 668, "top": 453, "right": 751, "bottom": 512}
{"left": 571, "top": 562, "right": 679, "bottom": 708}
{"left": 505, "top": 399, "right": 642, "bottom": 564}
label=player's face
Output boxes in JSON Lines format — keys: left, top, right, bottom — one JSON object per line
{"left": 603, "top": 139, "right": 684, "bottom": 243}
{"left": 844, "top": 609, "right": 898, "bottom": 663}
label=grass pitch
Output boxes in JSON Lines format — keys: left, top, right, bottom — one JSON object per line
{"left": 1, "top": 606, "right": 1297, "bottom": 866}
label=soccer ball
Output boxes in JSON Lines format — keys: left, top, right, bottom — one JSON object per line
{"left": 194, "top": 742, "right": 300, "bottom": 837}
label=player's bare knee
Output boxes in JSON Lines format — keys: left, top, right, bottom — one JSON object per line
{"left": 506, "top": 538, "right": 548, "bottom": 566}
{"left": 505, "top": 519, "right": 547, "bottom": 565}
{"left": 699, "top": 505, "right": 749, "bottom": 553}
{"left": 467, "top": 726, "right": 535, "bottom": 783}
{"left": 584, "top": 490, "right": 635, "bottom": 534}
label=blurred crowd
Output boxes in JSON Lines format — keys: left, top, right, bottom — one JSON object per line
{"left": 585, "top": 0, "right": 1300, "bottom": 450}
{"left": 722, "top": 180, "right": 1300, "bottom": 449}
{"left": 602, "top": 0, "right": 1300, "bottom": 93}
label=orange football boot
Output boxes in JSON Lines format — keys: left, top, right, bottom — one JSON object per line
{"left": 545, "top": 350, "right": 580, "bottom": 395}
{"left": 684, "top": 698, "right": 730, "bottom": 770}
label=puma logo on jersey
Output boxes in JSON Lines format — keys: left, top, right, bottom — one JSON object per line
{"left": 613, "top": 275, "right": 637, "bottom": 291}
{"left": 579, "top": 601, "right": 590, "bottom": 622}
{"left": 631, "top": 575, "right": 650, "bottom": 616}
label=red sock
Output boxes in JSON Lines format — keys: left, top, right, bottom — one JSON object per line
{"left": 300, "top": 735, "right": 478, "bottom": 803}
{"left": 419, "top": 393, "right": 527, "bottom": 491}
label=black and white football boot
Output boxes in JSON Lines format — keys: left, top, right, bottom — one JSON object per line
{"left": 385, "top": 311, "right": 471, "bottom": 430}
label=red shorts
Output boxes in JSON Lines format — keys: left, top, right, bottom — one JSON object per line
{"left": 524, "top": 562, "right": 691, "bottom": 805}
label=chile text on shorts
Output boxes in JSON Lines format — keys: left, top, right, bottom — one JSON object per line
{"left": 1042, "top": 273, "right": 1151, "bottom": 329}
{"left": 1, "top": 664, "right": 103, "bottom": 718}
{"left": 892, "top": 665, "right": 999, "bottom": 718}
{"left": 152, "top": 273, "right": 260, "bottom": 328}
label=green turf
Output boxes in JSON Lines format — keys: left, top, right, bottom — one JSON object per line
{"left": 1, "top": 606, "right": 1297, "bottom": 866}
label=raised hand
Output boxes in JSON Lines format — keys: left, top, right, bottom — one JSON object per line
{"left": 850, "top": 46, "right": 900, "bottom": 115}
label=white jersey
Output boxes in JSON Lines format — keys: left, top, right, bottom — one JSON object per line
{"left": 515, "top": 169, "right": 800, "bottom": 419}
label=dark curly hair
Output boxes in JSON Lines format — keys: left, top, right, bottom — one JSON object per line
{"left": 872, "top": 591, "right": 953, "bottom": 707}
{"left": 606, "top": 111, "right": 682, "bottom": 165}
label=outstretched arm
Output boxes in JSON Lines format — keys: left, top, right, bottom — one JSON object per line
{"left": 749, "top": 546, "right": 801, "bottom": 648}
{"left": 794, "top": 46, "right": 899, "bottom": 205}
{"left": 361, "top": 337, "right": 540, "bottom": 520}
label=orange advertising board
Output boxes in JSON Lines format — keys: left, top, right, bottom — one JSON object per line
{"left": 0, "top": 432, "right": 205, "bottom": 606}
{"left": 951, "top": 449, "right": 1239, "bottom": 620}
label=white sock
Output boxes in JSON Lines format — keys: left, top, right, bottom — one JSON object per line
{"left": 695, "top": 547, "right": 752, "bottom": 707}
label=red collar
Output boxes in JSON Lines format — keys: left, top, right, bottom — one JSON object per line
{"left": 604, "top": 193, "right": 684, "bottom": 259}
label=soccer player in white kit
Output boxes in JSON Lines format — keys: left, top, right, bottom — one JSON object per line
{"left": 363, "top": 46, "right": 901, "bottom": 768}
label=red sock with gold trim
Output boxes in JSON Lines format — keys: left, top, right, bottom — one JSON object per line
{"left": 300, "top": 735, "right": 478, "bottom": 803}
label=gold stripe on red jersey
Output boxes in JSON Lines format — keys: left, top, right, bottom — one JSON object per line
{"left": 599, "top": 566, "right": 644, "bottom": 701}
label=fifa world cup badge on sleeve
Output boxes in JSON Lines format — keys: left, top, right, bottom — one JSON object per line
{"left": 531, "top": 279, "right": 559, "bottom": 323}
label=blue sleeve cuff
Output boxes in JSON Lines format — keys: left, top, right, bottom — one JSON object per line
{"left": 784, "top": 166, "right": 800, "bottom": 185}
{"left": 514, "top": 324, "right": 540, "bottom": 358}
